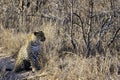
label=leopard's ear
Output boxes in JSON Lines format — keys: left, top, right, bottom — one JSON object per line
{"left": 34, "top": 32, "right": 39, "bottom": 36}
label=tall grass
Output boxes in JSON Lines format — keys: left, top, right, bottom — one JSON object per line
{"left": 0, "top": 22, "right": 119, "bottom": 80}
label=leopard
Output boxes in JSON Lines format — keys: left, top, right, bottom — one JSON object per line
{"left": 13, "top": 31, "right": 46, "bottom": 72}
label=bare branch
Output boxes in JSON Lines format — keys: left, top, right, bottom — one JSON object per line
{"left": 107, "top": 28, "right": 120, "bottom": 46}
{"left": 73, "top": 13, "right": 87, "bottom": 46}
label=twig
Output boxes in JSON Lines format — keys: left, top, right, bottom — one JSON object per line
{"left": 107, "top": 27, "right": 120, "bottom": 46}
{"left": 73, "top": 13, "right": 87, "bottom": 46}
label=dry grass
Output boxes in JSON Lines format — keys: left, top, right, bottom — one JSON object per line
{"left": 0, "top": 27, "right": 27, "bottom": 55}
{"left": 25, "top": 52, "right": 119, "bottom": 80}
{"left": 0, "top": 22, "right": 119, "bottom": 80}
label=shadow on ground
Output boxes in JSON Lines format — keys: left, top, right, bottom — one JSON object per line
{"left": 0, "top": 54, "right": 36, "bottom": 80}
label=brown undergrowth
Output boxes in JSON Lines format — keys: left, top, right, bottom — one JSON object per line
{"left": 0, "top": 23, "right": 119, "bottom": 80}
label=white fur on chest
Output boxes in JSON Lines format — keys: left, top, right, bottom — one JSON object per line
{"left": 31, "top": 45, "right": 40, "bottom": 52}
{"left": 30, "top": 41, "right": 41, "bottom": 52}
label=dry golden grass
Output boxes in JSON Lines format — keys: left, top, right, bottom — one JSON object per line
{"left": 25, "top": 52, "right": 119, "bottom": 80}
{"left": 0, "top": 23, "right": 119, "bottom": 80}
{"left": 0, "top": 28, "right": 27, "bottom": 55}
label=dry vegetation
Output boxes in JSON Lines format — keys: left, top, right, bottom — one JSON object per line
{"left": 0, "top": 0, "right": 120, "bottom": 80}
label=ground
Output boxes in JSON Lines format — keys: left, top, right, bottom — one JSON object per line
{"left": 0, "top": 53, "right": 40, "bottom": 80}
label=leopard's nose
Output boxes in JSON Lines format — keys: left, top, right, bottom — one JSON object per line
{"left": 41, "top": 37, "right": 46, "bottom": 41}
{"left": 43, "top": 37, "right": 46, "bottom": 41}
